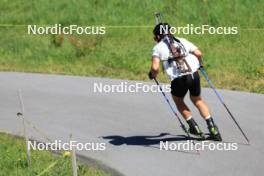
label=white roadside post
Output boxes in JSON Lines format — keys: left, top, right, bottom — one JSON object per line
{"left": 17, "top": 89, "right": 31, "bottom": 167}
{"left": 70, "top": 134, "right": 78, "bottom": 176}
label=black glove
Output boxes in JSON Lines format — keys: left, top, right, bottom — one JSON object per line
{"left": 199, "top": 60, "right": 204, "bottom": 70}
{"left": 148, "top": 71, "right": 155, "bottom": 80}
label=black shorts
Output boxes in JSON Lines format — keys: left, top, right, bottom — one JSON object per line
{"left": 171, "top": 71, "right": 201, "bottom": 97}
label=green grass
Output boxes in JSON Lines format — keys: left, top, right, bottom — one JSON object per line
{"left": 0, "top": 133, "right": 110, "bottom": 176}
{"left": 0, "top": 0, "right": 263, "bottom": 93}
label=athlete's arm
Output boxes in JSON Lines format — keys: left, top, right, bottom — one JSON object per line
{"left": 149, "top": 56, "right": 160, "bottom": 79}
{"left": 192, "top": 49, "right": 202, "bottom": 59}
{"left": 192, "top": 49, "right": 203, "bottom": 65}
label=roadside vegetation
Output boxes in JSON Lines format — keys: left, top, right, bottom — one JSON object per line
{"left": 0, "top": 0, "right": 263, "bottom": 93}
{"left": 0, "top": 133, "right": 110, "bottom": 176}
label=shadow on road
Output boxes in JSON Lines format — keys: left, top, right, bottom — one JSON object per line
{"left": 102, "top": 133, "right": 200, "bottom": 146}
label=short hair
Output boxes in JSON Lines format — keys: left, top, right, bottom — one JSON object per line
{"left": 153, "top": 23, "right": 171, "bottom": 37}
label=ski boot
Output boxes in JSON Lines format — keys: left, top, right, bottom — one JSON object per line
{"left": 187, "top": 118, "right": 206, "bottom": 139}
{"left": 208, "top": 125, "right": 222, "bottom": 141}
{"left": 206, "top": 118, "right": 222, "bottom": 141}
{"left": 189, "top": 125, "right": 206, "bottom": 139}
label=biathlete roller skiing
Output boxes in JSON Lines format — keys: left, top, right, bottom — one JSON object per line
{"left": 149, "top": 13, "right": 250, "bottom": 144}
{"left": 148, "top": 14, "right": 222, "bottom": 141}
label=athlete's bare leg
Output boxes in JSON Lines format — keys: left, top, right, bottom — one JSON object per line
{"left": 190, "top": 95, "right": 211, "bottom": 119}
{"left": 172, "top": 95, "right": 192, "bottom": 120}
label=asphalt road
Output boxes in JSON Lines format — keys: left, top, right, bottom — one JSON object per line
{"left": 0, "top": 72, "right": 263, "bottom": 176}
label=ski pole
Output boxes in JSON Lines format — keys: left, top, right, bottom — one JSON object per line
{"left": 199, "top": 67, "right": 250, "bottom": 144}
{"left": 153, "top": 78, "right": 199, "bottom": 153}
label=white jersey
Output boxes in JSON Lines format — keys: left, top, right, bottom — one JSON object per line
{"left": 152, "top": 37, "right": 200, "bottom": 80}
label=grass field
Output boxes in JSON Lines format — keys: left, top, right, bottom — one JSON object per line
{"left": 0, "top": 0, "right": 263, "bottom": 93}
{"left": 0, "top": 132, "right": 110, "bottom": 176}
